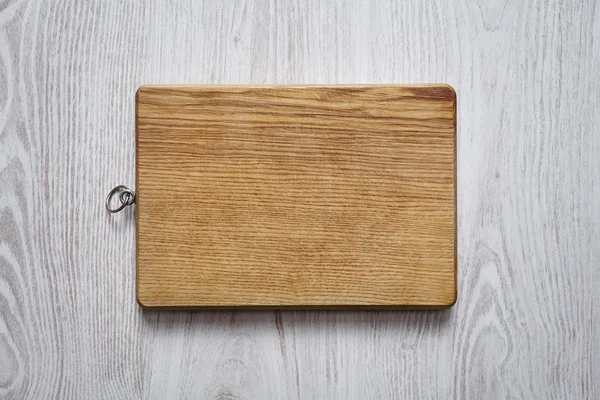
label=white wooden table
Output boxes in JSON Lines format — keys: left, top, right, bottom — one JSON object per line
{"left": 0, "top": 1, "right": 598, "bottom": 398}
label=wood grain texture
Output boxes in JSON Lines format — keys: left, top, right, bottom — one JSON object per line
{"left": 0, "top": 0, "right": 598, "bottom": 398}
{"left": 136, "top": 84, "right": 456, "bottom": 308}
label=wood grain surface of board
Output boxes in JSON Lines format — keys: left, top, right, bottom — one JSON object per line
{"left": 136, "top": 85, "right": 457, "bottom": 308}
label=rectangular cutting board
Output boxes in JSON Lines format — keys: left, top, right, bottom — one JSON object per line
{"left": 136, "top": 85, "right": 456, "bottom": 308}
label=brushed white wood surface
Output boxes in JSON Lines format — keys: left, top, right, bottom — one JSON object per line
{"left": 0, "top": 0, "right": 598, "bottom": 398}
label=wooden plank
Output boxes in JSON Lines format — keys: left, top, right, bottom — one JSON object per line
{"left": 4, "top": 1, "right": 599, "bottom": 398}
{"left": 136, "top": 85, "right": 456, "bottom": 308}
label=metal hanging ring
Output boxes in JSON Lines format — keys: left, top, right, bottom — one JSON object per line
{"left": 106, "top": 185, "right": 136, "bottom": 213}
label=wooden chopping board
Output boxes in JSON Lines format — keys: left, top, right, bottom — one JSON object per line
{"left": 136, "top": 85, "right": 456, "bottom": 308}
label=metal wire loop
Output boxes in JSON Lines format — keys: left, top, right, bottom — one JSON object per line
{"left": 106, "top": 185, "right": 136, "bottom": 213}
